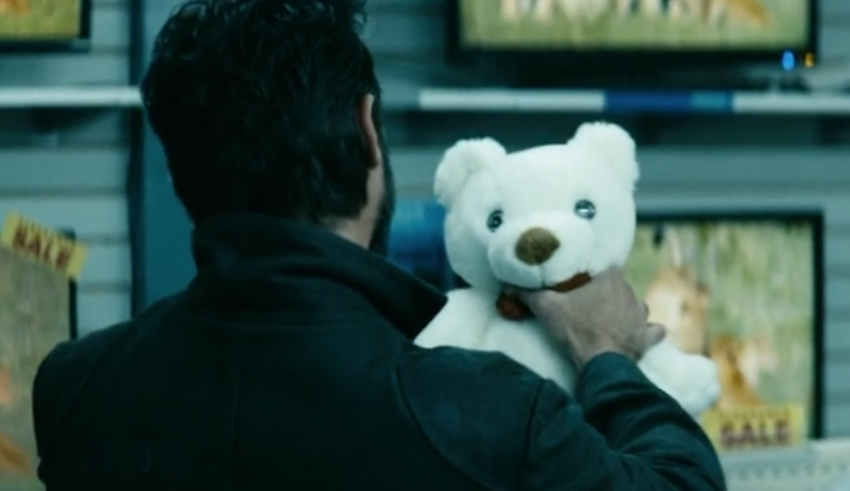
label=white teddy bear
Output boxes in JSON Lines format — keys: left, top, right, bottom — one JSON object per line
{"left": 414, "top": 121, "right": 720, "bottom": 417}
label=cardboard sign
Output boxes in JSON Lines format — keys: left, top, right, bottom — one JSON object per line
{"left": 0, "top": 212, "right": 87, "bottom": 280}
{"left": 700, "top": 404, "right": 806, "bottom": 453}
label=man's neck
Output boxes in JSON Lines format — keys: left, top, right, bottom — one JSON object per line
{"left": 327, "top": 218, "right": 372, "bottom": 249}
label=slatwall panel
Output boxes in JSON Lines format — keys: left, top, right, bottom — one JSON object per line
{"left": 366, "top": 0, "right": 850, "bottom": 438}
{"left": 0, "top": 0, "right": 131, "bottom": 338}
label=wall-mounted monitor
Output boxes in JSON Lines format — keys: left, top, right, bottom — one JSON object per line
{"left": 0, "top": 0, "right": 91, "bottom": 52}
{"left": 446, "top": 0, "right": 819, "bottom": 86}
{"left": 629, "top": 211, "right": 824, "bottom": 452}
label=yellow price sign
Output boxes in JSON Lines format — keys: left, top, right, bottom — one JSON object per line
{"left": 0, "top": 212, "right": 88, "bottom": 280}
{"left": 700, "top": 404, "right": 806, "bottom": 453}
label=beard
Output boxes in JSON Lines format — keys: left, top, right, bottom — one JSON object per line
{"left": 368, "top": 138, "right": 395, "bottom": 257}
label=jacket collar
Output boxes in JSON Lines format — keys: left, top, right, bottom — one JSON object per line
{"left": 182, "top": 214, "right": 447, "bottom": 339}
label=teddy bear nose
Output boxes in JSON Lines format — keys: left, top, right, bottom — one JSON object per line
{"left": 515, "top": 227, "right": 561, "bottom": 265}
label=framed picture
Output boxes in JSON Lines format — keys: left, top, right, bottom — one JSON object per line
{"left": 626, "top": 210, "right": 824, "bottom": 453}
{"left": 0, "top": 229, "right": 77, "bottom": 490}
{"left": 0, "top": 0, "right": 92, "bottom": 53}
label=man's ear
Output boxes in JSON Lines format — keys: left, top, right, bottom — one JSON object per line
{"left": 434, "top": 138, "right": 506, "bottom": 208}
{"left": 358, "top": 94, "right": 381, "bottom": 168}
{"left": 569, "top": 121, "right": 639, "bottom": 188}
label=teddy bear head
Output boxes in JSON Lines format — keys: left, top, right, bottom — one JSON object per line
{"left": 434, "top": 122, "right": 640, "bottom": 294}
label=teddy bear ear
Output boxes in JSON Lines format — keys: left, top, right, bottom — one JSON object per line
{"left": 569, "top": 122, "right": 640, "bottom": 187}
{"left": 434, "top": 137, "right": 506, "bottom": 207}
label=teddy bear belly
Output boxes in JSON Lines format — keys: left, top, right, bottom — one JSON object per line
{"left": 481, "top": 317, "right": 578, "bottom": 394}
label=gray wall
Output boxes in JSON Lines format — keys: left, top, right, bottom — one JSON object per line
{"left": 0, "top": 0, "right": 846, "bottom": 439}
{"left": 0, "top": 0, "right": 131, "bottom": 338}
{"left": 367, "top": 0, "right": 850, "bottom": 438}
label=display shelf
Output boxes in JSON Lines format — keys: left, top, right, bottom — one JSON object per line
{"left": 418, "top": 88, "right": 850, "bottom": 115}
{"left": 720, "top": 439, "right": 850, "bottom": 491}
{"left": 0, "top": 86, "right": 142, "bottom": 109}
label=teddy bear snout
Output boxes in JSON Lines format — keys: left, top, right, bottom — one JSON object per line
{"left": 515, "top": 227, "right": 561, "bottom": 265}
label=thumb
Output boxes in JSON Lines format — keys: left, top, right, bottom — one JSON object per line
{"left": 516, "top": 288, "right": 555, "bottom": 311}
{"left": 644, "top": 323, "right": 667, "bottom": 349}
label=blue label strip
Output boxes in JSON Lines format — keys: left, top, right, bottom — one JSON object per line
{"left": 604, "top": 91, "right": 734, "bottom": 114}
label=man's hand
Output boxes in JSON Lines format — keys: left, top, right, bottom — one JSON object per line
{"left": 519, "top": 267, "right": 665, "bottom": 370}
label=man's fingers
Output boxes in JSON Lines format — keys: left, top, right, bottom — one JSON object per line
{"left": 597, "top": 266, "right": 622, "bottom": 277}
{"left": 517, "top": 289, "right": 549, "bottom": 309}
{"left": 503, "top": 285, "right": 534, "bottom": 296}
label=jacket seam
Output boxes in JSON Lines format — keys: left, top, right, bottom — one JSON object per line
{"left": 517, "top": 380, "right": 548, "bottom": 491}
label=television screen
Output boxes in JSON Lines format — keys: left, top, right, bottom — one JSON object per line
{"left": 458, "top": 0, "right": 813, "bottom": 52}
{"left": 0, "top": 0, "right": 87, "bottom": 44}
{"left": 626, "top": 212, "right": 823, "bottom": 452}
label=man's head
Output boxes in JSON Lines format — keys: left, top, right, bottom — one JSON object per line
{"left": 141, "top": 0, "right": 394, "bottom": 254}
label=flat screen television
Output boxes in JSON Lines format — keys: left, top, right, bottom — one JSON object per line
{"left": 0, "top": 0, "right": 91, "bottom": 52}
{"left": 628, "top": 211, "right": 824, "bottom": 452}
{"left": 446, "top": 0, "right": 819, "bottom": 86}
{"left": 389, "top": 202, "right": 824, "bottom": 451}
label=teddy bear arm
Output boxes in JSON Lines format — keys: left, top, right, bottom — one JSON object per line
{"left": 414, "top": 289, "right": 495, "bottom": 350}
{"left": 637, "top": 339, "right": 721, "bottom": 417}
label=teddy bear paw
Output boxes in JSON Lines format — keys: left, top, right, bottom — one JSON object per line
{"left": 665, "top": 357, "right": 721, "bottom": 417}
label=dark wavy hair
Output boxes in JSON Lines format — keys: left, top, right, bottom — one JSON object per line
{"left": 141, "top": 0, "right": 384, "bottom": 225}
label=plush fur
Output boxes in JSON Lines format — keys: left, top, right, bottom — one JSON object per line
{"left": 415, "top": 122, "right": 720, "bottom": 416}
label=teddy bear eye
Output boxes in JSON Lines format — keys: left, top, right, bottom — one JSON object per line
{"left": 486, "top": 210, "right": 504, "bottom": 232}
{"left": 574, "top": 200, "right": 596, "bottom": 220}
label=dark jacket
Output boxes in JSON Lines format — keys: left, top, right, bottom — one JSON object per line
{"left": 33, "top": 215, "right": 726, "bottom": 491}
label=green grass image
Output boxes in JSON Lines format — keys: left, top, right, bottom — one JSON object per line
{"left": 0, "top": 0, "right": 82, "bottom": 39}
{"left": 624, "top": 221, "right": 817, "bottom": 434}
{"left": 0, "top": 246, "right": 72, "bottom": 491}
{"left": 460, "top": 0, "right": 808, "bottom": 49}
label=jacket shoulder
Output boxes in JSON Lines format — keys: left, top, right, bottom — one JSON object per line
{"left": 38, "top": 313, "right": 143, "bottom": 388}
{"left": 33, "top": 320, "right": 133, "bottom": 454}
{"left": 39, "top": 295, "right": 178, "bottom": 383}
{"left": 397, "top": 346, "right": 545, "bottom": 490}
{"left": 34, "top": 296, "right": 180, "bottom": 454}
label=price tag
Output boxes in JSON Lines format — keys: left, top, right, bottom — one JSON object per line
{"left": 700, "top": 404, "right": 806, "bottom": 452}
{"left": 0, "top": 212, "right": 88, "bottom": 280}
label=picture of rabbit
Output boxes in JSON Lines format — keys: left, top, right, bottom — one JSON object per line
{"left": 709, "top": 333, "right": 764, "bottom": 409}
{"left": 624, "top": 217, "right": 818, "bottom": 446}
{"left": 643, "top": 227, "right": 710, "bottom": 355}
{"left": 644, "top": 266, "right": 710, "bottom": 355}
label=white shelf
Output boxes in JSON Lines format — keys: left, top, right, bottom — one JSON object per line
{"left": 6, "top": 85, "right": 849, "bottom": 115}
{"left": 420, "top": 89, "right": 605, "bottom": 112}
{"left": 0, "top": 86, "right": 141, "bottom": 109}
{"left": 720, "top": 439, "right": 850, "bottom": 491}
{"left": 735, "top": 92, "right": 850, "bottom": 115}
{"left": 419, "top": 88, "right": 850, "bottom": 115}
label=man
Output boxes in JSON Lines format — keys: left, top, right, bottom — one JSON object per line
{"left": 32, "top": 1, "right": 725, "bottom": 489}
